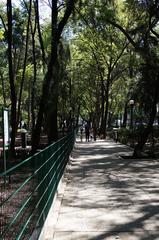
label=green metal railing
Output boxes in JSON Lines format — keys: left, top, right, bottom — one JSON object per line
{"left": 0, "top": 131, "right": 75, "bottom": 240}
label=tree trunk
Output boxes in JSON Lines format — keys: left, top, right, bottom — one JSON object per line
{"left": 93, "top": 94, "right": 100, "bottom": 141}
{"left": 122, "top": 102, "right": 128, "bottom": 127}
{"left": 31, "top": 0, "right": 75, "bottom": 152}
{"left": 31, "top": 58, "right": 56, "bottom": 152}
{"left": 28, "top": 80, "right": 31, "bottom": 130}
{"left": 75, "top": 104, "right": 80, "bottom": 128}
{"left": 7, "top": 0, "right": 17, "bottom": 156}
{"left": 46, "top": 62, "right": 59, "bottom": 143}
{"left": 103, "top": 82, "right": 109, "bottom": 138}
{"left": 17, "top": 0, "right": 32, "bottom": 126}
{"left": 32, "top": 0, "right": 58, "bottom": 152}
{"left": 133, "top": 79, "right": 159, "bottom": 157}
{"left": 133, "top": 104, "right": 156, "bottom": 157}
{"left": 30, "top": 10, "right": 37, "bottom": 132}
{"left": 100, "top": 73, "right": 110, "bottom": 138}
{"left": 99, "top": 77, "right": 105, "bottom": 136}
{"left": 0, "top": 70, "right": 6, "bottom": 106}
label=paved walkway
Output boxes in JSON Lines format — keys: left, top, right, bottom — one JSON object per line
{"left": 44, "top": 139, "right": 159, "bottom": 240}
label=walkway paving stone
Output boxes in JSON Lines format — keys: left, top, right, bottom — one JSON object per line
{"left": 45, "top": 140, "right": 159, "bottom": 240}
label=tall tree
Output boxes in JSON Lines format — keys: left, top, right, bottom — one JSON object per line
{"left": 7, "top": 0, "right": 17, "bottom": 155}
{"left": 17, "top": 0, "right": 32, "bottom": 127}
{"left": 105, "top": 0, "right": 159, "bottom": 156}
{"left": 32, "top": 0, "right": 76, "bottom": 152}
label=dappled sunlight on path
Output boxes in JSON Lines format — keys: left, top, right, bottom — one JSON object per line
{"left": 50, "top": 140, "right": 159, "bottom": 240}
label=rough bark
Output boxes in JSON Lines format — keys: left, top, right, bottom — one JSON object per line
{"left": 7, "top": 0, "right": 17, "bottom": 156}
{"left": 133, "top": 62, "right": 159, "bottom": 156}
{"left": 46, "top": 61, "right": 59, "bottom": 143}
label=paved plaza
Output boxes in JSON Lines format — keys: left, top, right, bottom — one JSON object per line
{"left": 42, "top": 139, "right": 159, "bottom": 240}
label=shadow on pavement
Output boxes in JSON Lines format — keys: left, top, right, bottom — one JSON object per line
{"left": 58, "top": 140, "right": 159, "bottom": 240}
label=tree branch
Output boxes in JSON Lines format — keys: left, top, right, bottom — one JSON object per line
{"left": 57, "top": 0, "right": 75, "bottom": 39}
{"left": 105, "top": 18, "right": 140, "bottom": 51}
{"left": 34, "top": 0, "right": 46, "bottom": 65}
{"left": 111, "top": 41, "right": 130, "bottom": 70}
{"left": 149, "top": 15, "right": 159, "bottom": 39}
{"left": 89, "top": 45, "right": 105, "bottom": 86}
{"left": 57, "top": 3, "right": 65, "bottom": 11}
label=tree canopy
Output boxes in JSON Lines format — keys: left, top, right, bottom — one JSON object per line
{"left": 0, "top": 0, "right": 159, "bottom": 156}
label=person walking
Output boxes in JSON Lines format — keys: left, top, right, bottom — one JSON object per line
{"left": 85, "top": 122, "right": 90, "bottom": 142}
{"left": 80, "top": 126, "right": 83, "bottom": 141}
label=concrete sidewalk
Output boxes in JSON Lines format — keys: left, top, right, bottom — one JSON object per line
{"left": 45, "top": 140, "right": 159, "bottom": 240}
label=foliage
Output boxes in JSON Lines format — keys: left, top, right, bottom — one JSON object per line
{"left": 0, "top": 0, "right": 159, "bottom": 154}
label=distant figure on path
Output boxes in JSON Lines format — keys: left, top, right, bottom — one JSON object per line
{"left": 80, "top": 126, "right": 83, "bottom": 141}
{"left": 85, "top": 122, "right": 90, "bottom": 142}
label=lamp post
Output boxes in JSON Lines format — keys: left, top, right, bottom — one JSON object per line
{"left": 129, "top": 99, "right": 134, "bottom": 129}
